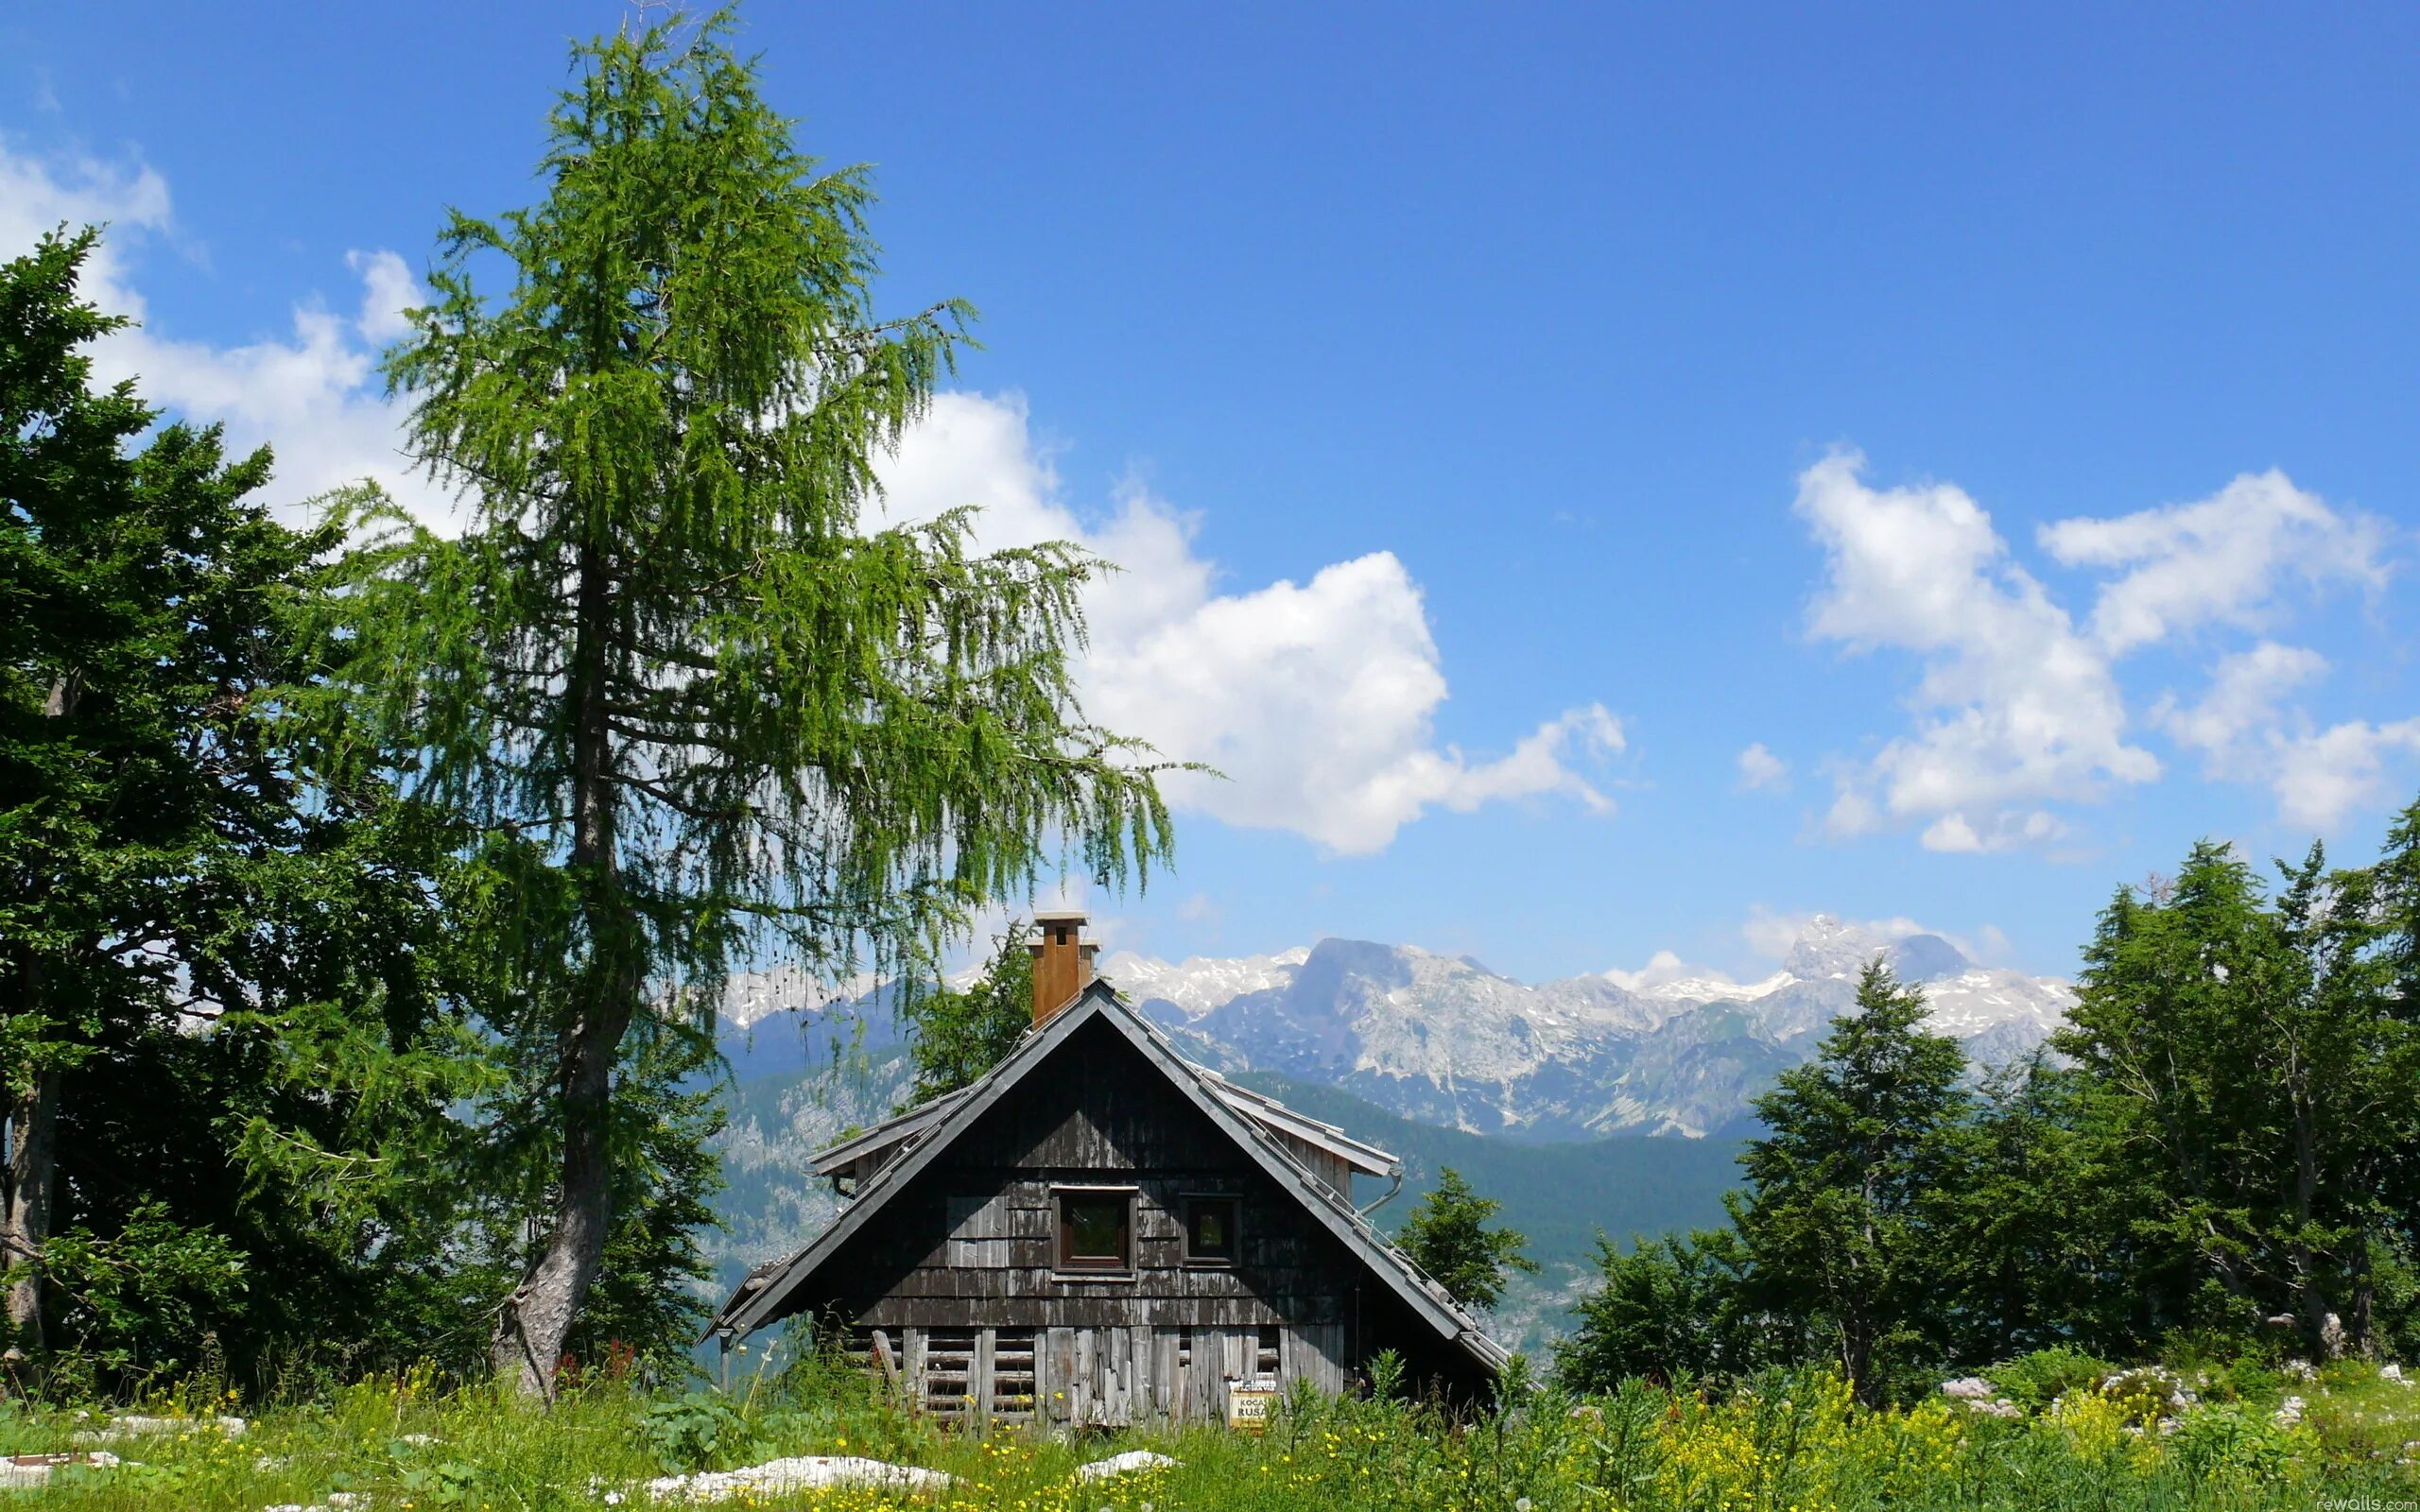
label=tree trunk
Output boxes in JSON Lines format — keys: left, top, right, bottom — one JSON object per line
{"left": 2287, "top": 1047, "right": 2329, "bottom": 1355}
{"left": 0, "top": 1061, "right": 57, "bottom": 1352}
{"left": 492, "top": 981, "right": 632, "bottom": 1395}
{"left": 493, "top": 542, "right": 635, "bottom": 1398}
{"left": 2, "top": 677, "right": 80, "bottom": 1354}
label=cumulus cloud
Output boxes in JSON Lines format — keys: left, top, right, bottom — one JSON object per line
{"left": 2040, "top": 471, "right": 2388, "bottom": 653}
{"left": 1798, "top": 451, "right": 2407, "bottom": 847}
{"left": 346, "top": 249, "right": 423, "bottom": 344}
{"left": 2153, "top": 642, "right": 2331, "bottom": 779}
{"left": 1736, "top": 742, "right": 1789, "bottom": 792}
{"left": 876, "top": 394, "right": 1623, "bottom": 854}
{"left": 1600, "top": 950, "right": 1702, "bottom": 993}
{"left": 1, "top": 141, "right": 454, "bottom": 530}
{"left": 2154, "top": 645, "right": 2420, "bottom": 830}
{"left": 1796, "top": 451, "right": 2157, "bottom": 849}
{"left": 2269, "top": 719, "right": 2420, "bottom": 831}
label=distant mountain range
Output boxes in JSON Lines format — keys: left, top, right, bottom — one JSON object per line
{"left": 701, "top": 1045, "right": 1744, "bottom": 1356}
{"left": 700, "top": 914, "right": 2076, "bottom": 1351}
{"left": 1100, "top": 916, "right": 2075, "bottom": 1140}
{"left": 710, "top": 915, "right": 2074, "bottom": 1144}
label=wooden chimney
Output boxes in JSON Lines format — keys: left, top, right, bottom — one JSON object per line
{"left": 1028, "top": 910, "right": 1098, "bottom": 1027}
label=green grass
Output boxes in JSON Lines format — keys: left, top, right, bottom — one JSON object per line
{"left": 3, "top": 1353, "right": 2413, "bottom": 1511}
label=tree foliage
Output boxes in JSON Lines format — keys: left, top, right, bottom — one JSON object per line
{"left": 900, "top": 920, "right": 1034, "bottom": 1106}
{"left": 2, "top": 228, "right": 485, "bottom": 1386}
{"left": 327, "top": 11, "right": 1173, "bottom": 1391}
{"left": 1397, "top": 1166, "right": 1538, "bottom": 1314}
{"left": 2053, "top": 835, "right": 2420, "bottom": 1357}
{"left": 1554, "top": 1228, "right": 1760, "bottom": 1390}
{"left": 1563, "top": 823, "right": 2420, "bottom": 1400}
{"left": 1729, "top": 960, "right": 1970, "bottom": 1404}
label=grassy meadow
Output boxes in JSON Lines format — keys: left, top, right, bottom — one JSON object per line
{"left": 3, "top": 1348, "right": 2415, "bottom": 1511}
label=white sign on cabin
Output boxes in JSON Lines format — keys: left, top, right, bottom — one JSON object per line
{"left": 1225, "top": 1382, "right": 1278, "bottom": 1434}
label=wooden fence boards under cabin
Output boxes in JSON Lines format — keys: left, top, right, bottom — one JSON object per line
{"left": 856, "top": 1321, "right": 1346, "bottom": 1427}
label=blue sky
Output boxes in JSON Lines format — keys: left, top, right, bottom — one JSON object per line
{"left": 8, "top": 3, "right": 2418, "bottom": 984}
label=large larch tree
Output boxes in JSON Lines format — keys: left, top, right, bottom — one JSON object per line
{"left": 335, "top": 14, "right": 1173, "bottom": 1394}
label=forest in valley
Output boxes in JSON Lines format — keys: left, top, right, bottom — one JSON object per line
{"left": 5, "top": 9, "right": 2419, "bottom": 1509}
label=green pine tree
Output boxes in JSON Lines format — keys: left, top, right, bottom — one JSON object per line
{"left": 1731, "top": 959, "right": 1969, "bottom": 1405}
{"left": 1396, "top": 1166, "right": 1538, "bottom": 1314}
{"left": 901, "top": 920, "right": 1035, "bottom": 1106}
{"left": 2054, "top": 835, "right": 2420, "bottom": 1358}
{"left": 328, "top": 11, "right": 1174, "bottom": 1393}
{"left": 1923, "top": 1051, "right": 2155, "bottom": 1364}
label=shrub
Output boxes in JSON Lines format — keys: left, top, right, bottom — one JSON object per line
{"left": 2169, "top": 1401, "right": 2309, "bottom": 1486}
{"left": 1988, "top": 1345, "right": 2119, "bottom": 1411}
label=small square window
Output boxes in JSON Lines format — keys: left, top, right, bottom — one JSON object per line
{"left": 1055, "top": 1189, "right": 1133, "bottom": 1272}
{"left": 1184, "top": 1196, "right": 1239, "bottom": 1265}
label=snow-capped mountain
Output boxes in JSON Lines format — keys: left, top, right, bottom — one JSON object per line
{"left": 714, "top": 915, "right": 2075, "bottom": 1143}
{"left": 1096, "top": 917, "right": 2074, "bottom": 1140}
{"left": 1101, "top": 946, "right": 1311, "bottom": 1020}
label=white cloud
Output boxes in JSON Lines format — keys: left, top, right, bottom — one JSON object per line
{"left": 875, "top": 393, "right": 1623, "bottom": 854}
{"left": 1599, "top": 949, "right": 1687, "bottom": 992}
{"left": 1599, "top": 949, "right": 1751, "bottom": 994}
{"left": 1741, "top": 906, "right": 1935, "bottom": 961}
{"left": 2155, "top": 646, "right": 2420, "bottom": 830}
{"left": 2040, "top": 471, "right": 2389, "bottom": 653}
{"left": 1738, "top": 905, "right": 2019, "bottom": 970}
{"left": 0, "top": 140, "right": 455, "bottom": 529}
{"left": 1918, "top": 809, "right": 2066, "bottom": 854}
{"left": 346, "top": 249, "right": 422, "bottom": 343}
{"left": 2270, "top": 719, "right": 2420, "bottom": 832}
{"left": 1796, "top": 451, "right": 2157, "bottom": 848}
{"left": 1736, "top": 742, "right": 1789, "bottom": 792}
{"left": 2153, "top": 642, "right": 2331, "bottom": 778}
{"left": 1799, "top": 451, "right": 2408, "bottom": 845}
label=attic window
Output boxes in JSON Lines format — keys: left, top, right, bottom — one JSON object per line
{"left": 1184, "top": 1195, "right": 1239, "bottom": 1265}
{"left": 1054, "top": 1187, "right": 1134, "bottom": 1274}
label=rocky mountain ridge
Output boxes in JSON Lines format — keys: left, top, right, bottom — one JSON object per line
{"left": 1098, "top": 916, "right": 2072, "bottom": 1139}
{"left": 717, "top": 915, "right": 2074, "bottom": 1143}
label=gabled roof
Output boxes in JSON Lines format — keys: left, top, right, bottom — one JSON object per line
{"left": 709, "top": 981, "right": 1509, "bottom": 1376}
{"left": 807, "top": 1049, "right": 1395, "bottom": 1181}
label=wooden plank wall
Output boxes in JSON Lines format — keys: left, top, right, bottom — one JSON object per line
{"left": 806, "top": 1019, "right": 1393, "bottom": 1423}
{"left": 874, "top": 1321, "right": 1348, "bottom": 1426}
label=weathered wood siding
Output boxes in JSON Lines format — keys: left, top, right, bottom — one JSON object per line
{"left": 800, "top": 1016, "right": 1433, "bottom": 1421}
{"left": 858, "top": 1320, "right": 1348, "bottom": 1427}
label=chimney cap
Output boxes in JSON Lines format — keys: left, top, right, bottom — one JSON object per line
{"left": 1032, "top": 908, "right": 1088, "bottom": 925}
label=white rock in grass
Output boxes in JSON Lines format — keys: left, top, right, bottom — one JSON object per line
{"left": 1939, "top": 1378, "right": 1996, "bottom": 1400}
{"left": 1076, "top": 1451, "right": 1181, "bottom": 1480}
{"left": 647, "top": 1455, "right": 953, "bottom": 1503}
{"left": 2381, "top": 1363, "right": 2411, "bottom": 1387}
{"left": 0, "top": 1452, "right": 121, "bottom": 1488}
{"left": 74, "top": 1414, "right": 247, "bottom": 1443}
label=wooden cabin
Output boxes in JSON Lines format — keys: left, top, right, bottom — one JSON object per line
{"left": 708, "top": 910, "right": 1510, "bottom": 1428}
